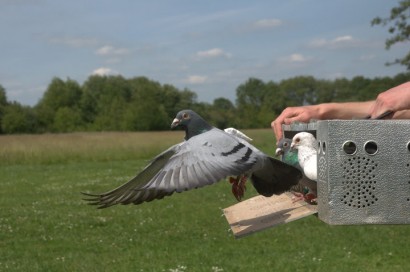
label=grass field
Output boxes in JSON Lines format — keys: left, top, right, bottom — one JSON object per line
{"left": 1, "top": 130, "right": 410, "bottom": 271}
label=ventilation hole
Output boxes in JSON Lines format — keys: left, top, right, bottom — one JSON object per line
{"left": 407, "top": 142, "right": 410, "bottom": 152}
{"left": 322, "top": 141, "right": 326, "bottom": 154}
{"left": 341, "top": 156, "right": 378, "bottom": 208}
{"left": 364, "top": 141, "right": 378, "bottom": 155}
{"left": 343, "top": 141, "right": 357, "bottom": 155}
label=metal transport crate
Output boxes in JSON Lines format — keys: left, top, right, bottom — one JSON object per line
{"left": 283, "top": 120, "right": 410, "bottom": 225}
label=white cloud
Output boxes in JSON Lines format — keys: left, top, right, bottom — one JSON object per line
{"left": 95, "top": 45, "right": 130, "bottom": 56}
{"left": 91, "top": 67, "right": 118, "bottom": 76}
{"left": 252, "top": 18, "right": 282, "bottom": 29}
{"left": 308, "top": 35, "right": 358, "bottom": 49}
{"left": 184, "top": 75, "right": 207, "bottom": 84}
{"left": 196, "top": 48, "right": 232, "bottom": 59}
{"left": 288, "top": 53, "right": 310, "bottom": 62}
{"left": 276, "top": 53, "right": 315, "bottom": 69}
{"left": 333, "top": 35, "right": 353, "bottom": 43}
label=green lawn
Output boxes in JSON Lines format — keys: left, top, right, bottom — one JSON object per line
{"left": 1, "top": 130, "right": 409, "bottom": 271}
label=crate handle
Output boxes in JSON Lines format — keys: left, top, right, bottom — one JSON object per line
{"left": 364, "top": 110, "right": 393, "bottom": 120}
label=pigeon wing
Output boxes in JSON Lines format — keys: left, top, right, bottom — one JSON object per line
{"left": 83, "top": 129, "right": 259, "bottom": 208}
{"left": 251, "top": 156, "right": 303, "bottom": 196}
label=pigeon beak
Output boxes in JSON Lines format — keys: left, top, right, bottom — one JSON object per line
{"left": 275, "top": 148, "right": 284, "bottom": 156}
{"left": 290, "top": 143, "right": 295, "bottom": 149}
{"left": 171, "top": 118, "right": 180, "bottom": 129}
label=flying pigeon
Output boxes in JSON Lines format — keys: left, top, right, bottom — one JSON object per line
{"left": 291, "top": 132, "right": 318, "bottom": 181}
{"left": 83, "top": 109, "right": 303, "bottom": 208}
{"left": 276, "top": 137, "right": 317, "bottom": 204}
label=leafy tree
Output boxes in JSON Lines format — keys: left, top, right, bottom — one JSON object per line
{"left": 258, "top": 81, "right": 284, "bottom": 126}
{"left": 279, "top": 76, "right": 318, "bottom": 105}
{"left": 392, "top": 71, "right": 410, "bottom": 85}
{"left": 348, "top": 76, "right": 372, "bottom": 101}
{"left": 1, "top": 72, "right": 408, "bottom": 133}
{"left": 0, "top": 85, "right": 7, "bottom": 106}
{"left": 314, "top": 79, "right": 336, "bottom": 104}
{"left": 358, "top": 76, "right": 395, "bottom": 101}
{"left": 81, "top": 75, "right": 131, "bottom": 127}
{"left": 162, "top": 84, "right": 184, "bottom": 117}
{"left": 332, "top": 78, "right": 352, "bottom": 102}
{"left": 208, "top": 98, "right": 236, "bottom": 129}
{"left": 35, "top": 77, "right": 82, "bottom": 131}
{"left": 53, "top": 107, "right": 84, "bottom": 132}
{"left": 372, "top": 0, "right": 410, "bottom": 69}
{"left": 0, "top": 85, "right": 8, "bottom": 133}
{"left": 124, "top": 102, "right": 169, "bottom": 131}
{"left": 92, "top": 97, "right": 129, "bottom": 131}
{"left": 126, "top": 77, "right": 170, "bottom": 130}
{"left": 1, "top": 102, "right": 37, "bottom": 133}
{"left": 236, "top": 78, "right": 269, "bottom": 128}
{"left": 173, "top": 88, "right": 198, "bottom": 111}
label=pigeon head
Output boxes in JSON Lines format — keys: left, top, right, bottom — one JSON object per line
{"left": 171, "top": 109, "right": 213, "bottom": 140}
{"left": 275, "top": 138, "right": 292, "bottom": 156}
{"left": 290, "top": 132, "right": 317, "bottom": 150}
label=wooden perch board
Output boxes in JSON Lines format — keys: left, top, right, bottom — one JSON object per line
{"left": 223, "top": 192, "right": 318, "bottom": 238}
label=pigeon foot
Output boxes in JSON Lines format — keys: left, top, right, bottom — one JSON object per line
{"left": 291, "top": 191, "right": 317, "bottom": 205}
{"left": 229, "top": 175, "right": 248, "bottom": 201}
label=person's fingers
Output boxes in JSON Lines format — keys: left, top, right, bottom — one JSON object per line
{"left": 369, "top": 100, "right": 390, "bottom": 119}
{"left": 283, "top": 117, "right": 295, "bottom": 124}
{"left": 272, "top": 120, "right": 283, "bottom": 143}
{"left": 284, "top": 113, "right": 310, "bottom": 124}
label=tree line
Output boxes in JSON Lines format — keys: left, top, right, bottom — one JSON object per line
{"left": 0, "top": 73, "right": 409, "bottom": 134}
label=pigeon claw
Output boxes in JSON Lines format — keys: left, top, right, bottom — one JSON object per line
{"left": 229, "top": 175, "right": 248, "bottom": 202}
{"left": 291, "top": 191, "right": 317, "bottom": 205}
{"left": 304, "top": 193, "right": 317, "bottom": 205}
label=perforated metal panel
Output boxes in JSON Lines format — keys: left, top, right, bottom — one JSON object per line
{"left": 316, "top": 120, "right": 410, "bottom": 225}
{"left": 340, "top": 156, "right": 379, "bottom": 209}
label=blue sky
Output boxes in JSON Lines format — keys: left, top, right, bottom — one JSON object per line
{"left": 0, "top": 0, "right": 408, "bottom": 106}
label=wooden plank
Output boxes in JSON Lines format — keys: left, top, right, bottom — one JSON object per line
{"left": 223, "top": 192, "right": 318, "bottom": 238}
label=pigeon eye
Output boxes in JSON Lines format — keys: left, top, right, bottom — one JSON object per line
{"left": 295, "top": 138, "right": 300, "bottom": 143}
{"left": 283, "top": 142, "right": 289, "bottom": 147}
{"left": 182, "top": 113, "right": 190, "bottom": 119}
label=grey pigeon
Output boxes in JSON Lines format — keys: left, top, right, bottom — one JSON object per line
{"left": 276, "top": 137, "right": 317, "bottom": 203}
{"left": 83, "top": 109, "right": 303, "bottom": 208}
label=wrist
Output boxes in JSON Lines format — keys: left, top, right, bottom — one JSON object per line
{"left": 316, "top": 103, "right": 334, "bottom": 119}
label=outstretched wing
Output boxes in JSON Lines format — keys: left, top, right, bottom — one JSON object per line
{"left": 83, "top": 129, "right": 260, "bottom": 208}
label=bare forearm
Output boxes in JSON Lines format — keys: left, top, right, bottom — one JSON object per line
{"left": 318, "top": 101, "right": 374, "bottom": 119}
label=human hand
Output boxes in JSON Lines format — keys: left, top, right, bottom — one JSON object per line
{"left": 369, "top": 82, "right": 410, "bottom": 118}
{"left": 271, "top": 105, "right": 320, "bottom": 142}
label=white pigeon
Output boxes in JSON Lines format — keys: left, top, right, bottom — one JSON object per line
{"left": 290, "top": 132, "right": 317, "bottom": 181}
